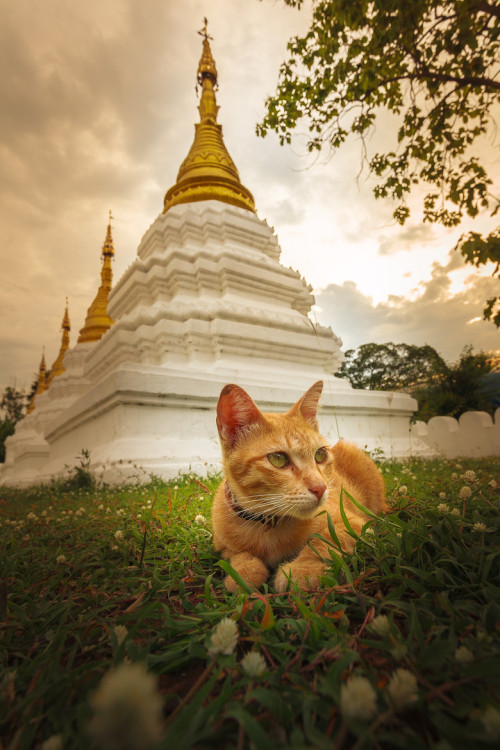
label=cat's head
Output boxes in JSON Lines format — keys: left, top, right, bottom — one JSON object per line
{"left": 216, "top": 381, "right": 333, "bottom": 520}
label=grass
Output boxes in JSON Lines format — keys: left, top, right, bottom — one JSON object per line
{"left": 1, "top": 456, "right": 500, "bottom": 749}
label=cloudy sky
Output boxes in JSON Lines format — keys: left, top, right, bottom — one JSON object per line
{"left": 0, "top": 0, "right": 498, "bottom": 392}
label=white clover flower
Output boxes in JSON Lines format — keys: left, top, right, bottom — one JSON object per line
{"left": 114, "top": 530, "right": 124, "bottom": 541}
{"left": 451, "top": 508, "right": 461, "bottom": 516}
{"left": 439, "top": 492, "right": 446, "bottom": 499}
{"left": 106, "top": 507, "right": 111, "bottom": 514}
{"left": 489, "top": 480, "right": 498, "bottom": 489}
{"left": 56, "top": 555, "right": 67, "bottom": 565}
{"left": 437, "top": 503, "right": 449, "bottom": 513}
{"left": 208, "top": 617, "right": 239, "bottom": 657}
{"left": 41, "top": 735, "right": 63, "bottom": 750}
{"left": 386, "top": 668, "right": 418, "bottom": 710}
{"left": 41, "top": 510, "right": 47, "bottom": 517}
{"left": 398, "top": 485, "right": 408, "bottom": 496}
{"left": 370, "top": 615, "right": 391, "bottom": 637}
{"left": 458, "top": 486, "right": 472, "bottom": 500}
{"left": 454, "top": 645, "right": 474, "bottom": 664}
{"left": 340, "top": 676, "right": 377, "bottom": 722}
{"left": 451, "top": 473, "right": 458, "bottom": 480}
{"left": 462, "top": 470, "right": 476, "bottom": 483}
{"left": 195, "top": 514, "right": 207, "bottom": 526}
{"left": 481, "top": 705, "right": 500, "bottom": 740}
{"left": 173, "top": 485, "right": 179, "bottom": 490}
{"left": 456, "top": 463, "right": 463, "bottom": 470}
{"left": 98, "top": 504, "right": 104, "bottom": 511}
{"left": 89, "top": 662, "right": 163, "bottom": 750}
{"left": 113, "top": 625, "right": 128, "bottom": 646}
{"left": 473, "top": 522, "right": 487, "bottom": 532}
{"left": 241, "top": 651, "right": 267, "bottom": 678}
{"left": 111, "top": 545, "right": 119, "bottom": 551}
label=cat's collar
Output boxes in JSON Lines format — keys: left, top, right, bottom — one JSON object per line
{"left": 224, "top": 481, "right": 279, "bottom": 529}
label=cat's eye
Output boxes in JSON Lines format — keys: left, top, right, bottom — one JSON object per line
{"left": 315, "top": 447, "right": 327, "bottom": 464}
{"left": 268, "top": 452, "right": 289, "bottom": 468}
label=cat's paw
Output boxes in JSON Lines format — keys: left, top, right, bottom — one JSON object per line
{"left": 224, "top": 556, "right": 269, "bottom": 592}
{"left": 274, "top": 565, "right": 321, "bottom": 593}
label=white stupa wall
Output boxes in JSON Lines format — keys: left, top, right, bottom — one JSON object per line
{"left": 1, "top": 201, "right": 431, "bottom": 488}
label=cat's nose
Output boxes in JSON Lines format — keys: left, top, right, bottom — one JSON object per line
{"left": 308, "top": 483, "right": 327, "bottom": 501}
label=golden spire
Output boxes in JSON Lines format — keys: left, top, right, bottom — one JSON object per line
{"left": 47, "top": 299, "right": 71, "bottom": 385}
{"left": 78, "top": 214, "right": 115, "bottom": 344}
{"left": 27, "top": 351, "right": 47, "bottom": 415}
{"left": 163, "top": 19, "right": 255, "bottom": 214}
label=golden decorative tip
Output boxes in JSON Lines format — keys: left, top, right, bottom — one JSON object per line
{"left": 47, "top": 301, "right": 71, "bottom": 386}
{"left": 78, "top": 220, "right": 115, "bottom": 344}
{"left": 27, "top": 351, "right": 47, "bottom": 414}
{"left": 163, "top": 23, "right": 255, "bottom": 214}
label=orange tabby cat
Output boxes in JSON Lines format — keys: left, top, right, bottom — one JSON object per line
{"left": 212, "top": 380, "right": 387, "bottom": 592}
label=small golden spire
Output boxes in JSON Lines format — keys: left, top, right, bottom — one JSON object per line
{"left": 163, "top": 21, "right": 255, "bottom": 214}
{"left": 47, "top": 299, "right": 71, "bottom": 385}
{"left": 78, "top": 217, "right": 115, "bottom": 344}
{"left": 27, "top": 351, "right": 47, "bottom": 414}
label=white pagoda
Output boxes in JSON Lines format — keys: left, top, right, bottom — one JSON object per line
{"left": 1, "top": 29, "right": 426, "bottom": 487}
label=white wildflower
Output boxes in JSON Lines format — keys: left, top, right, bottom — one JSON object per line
{"left": 41, "top": 735, "right": 63, "bottom": 750}
{"left": 398, "top": 485, "right": 408, "bottom": 496}
{"left": 456, "top": 463, "right": 463, "bottom": 470}
{"left": 208, "top": 617, "right": 239, "bottom": 657}
{"left": 451, "top": 508, "right": 461, "bottom": 516}
{"left": 437, "top": 503, "right": 449, "bottom": 513}
{"left": 365, "top": 527, "right": 375, "bottom": 536}
{"left": 173, "top": 485, "right": 179, "bottom": 490}
{"left": 111, "top": 545, "right": 119, "bottom": 551}
{"left": 458, "top": 486, "right": 472, "bottom": 500}
{"left": 386, "top": 669, "right": 418, "bottom": 710}
{"left": 439, "top": 492, "right": 446, "bottom": 499}
{"left": 89, "top": 662, "right": 163, "bottom": 750}
{"left": 473, "top": 522, "right": 487, "bottom": 532}
{"left": 370, "top": 615, "right": 391, "bottom": 637}
{"left": 451, "top": 473, "right": 458, "bottom": 480}
{"left": 98, "top": 504, "right": 104, "bottom": 511}
{"left": 41, "top": 510, "right": 47, "bottom": 517}
{"left": 454, "top": 645, "right": 474, "bottom": 664}
{"left": 106, "top": 507, "right": 111, "bottom": 514}
{"left": 113, "top": 625, "right": 128, "bottom": 646}
{"left": 114, "top": 530, "right": 124, "bottom": 541}
{"left": 56, "top": 555, "right": 67, "bottom": 565}
{"left": 194, "top": 514, "right": 207, "bottom": 526}
{"left": 489, "top": 480, "right": 498, "bottom": 489}
{"left": 241, "top": 651, "right": 267, "bottom": 678}
{"left": 462, "top": 470, "right": 476, "bottom": 483}
{"left": 481, "top": 705, "right": 500, "bottom": 740}
{"left": 340, "top": 676, "right": 377, "bottom": 722}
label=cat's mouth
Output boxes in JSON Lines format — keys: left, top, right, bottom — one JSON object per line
{"left": 287, "top": 492, "right": 328, "bottom": 519}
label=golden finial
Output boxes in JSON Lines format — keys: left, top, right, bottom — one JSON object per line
{"left": 163, "top": 23, "right": 255, "bottom": 214}
{"left": 47, "top": 300, "right": 71, "bottom": 386}
{"left": 78, "top": 219, "right": 115, "bottom": 344}
{"left": 27, "top": 351, "right": 47, "bottom": 414}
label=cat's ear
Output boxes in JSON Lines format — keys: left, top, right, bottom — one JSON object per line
{"left": 217, "top": 384, "right": 264, "bottom": 448}
{"left": 289, "top": 380, "right": 323, "bottom": 429}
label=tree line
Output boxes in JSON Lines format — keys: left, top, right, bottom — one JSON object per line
{"left": 338, "top": 342, "right": 500, "bottom": 422}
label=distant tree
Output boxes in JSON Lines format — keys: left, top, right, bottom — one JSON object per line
{"left": 414, "top": 345, "right": 498, "bottom": 419}
{"left": 339, "top": 342, "right": 496, "bottom": 420}
{"left": 257, "top": 0, "right": 500, "bottom": 325}
{"left": 0, "top": 386, "right": 26, "bottom": 463}
{"left": 338, "top": 342, "right": 448, "bottom": 391}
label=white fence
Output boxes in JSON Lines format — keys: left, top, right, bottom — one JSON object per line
{"left": 414, "top": 408, "right": 500, "bottom": 458}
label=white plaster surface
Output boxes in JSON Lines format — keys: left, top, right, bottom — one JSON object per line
{"left": 1, "top": 202, "right": 430, "bottom": 487}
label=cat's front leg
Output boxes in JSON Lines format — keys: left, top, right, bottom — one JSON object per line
{"left": 222, "top": 551, "right": 269, "bottom": 593}
{"left": 274, "top": 539, "right": 331, "bottom": 592}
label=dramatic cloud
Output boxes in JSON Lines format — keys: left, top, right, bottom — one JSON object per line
{"left": 315, "top": 253, "right": 499, "bottom": 361}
